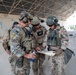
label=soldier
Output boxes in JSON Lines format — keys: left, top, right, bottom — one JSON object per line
{"left": 31, "top": 17, "right": 47, "bottom": 75}
{"left": 9, "top": 11, "right": 36, "bottom": 75}
{"left": 46, "top": 16, "right": 69, "bottom": 75}
{"left": 2, "top": 22, "right": 19, "bottom": 75}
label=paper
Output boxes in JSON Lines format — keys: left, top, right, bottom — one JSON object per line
{"left": 38, "top": 50, "right": 56, "bottom": 56}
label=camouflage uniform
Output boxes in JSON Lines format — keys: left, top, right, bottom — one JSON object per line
{"left": 2, "top": 22, "right": 19, "bottom": 75}
{"left": 2, "top": 27, "right": 12, "bottom": 54}
{"left": 31, "top": 17, "right": 47, "bottom": 75}
{"left": 10, "top": 24, "right": 35, "bottom": 75}
{"left": 9, "top": 11, "right": 34, "bottom": 75}
{"left": 46, "top": 16, "right": 69, "bottom": 75}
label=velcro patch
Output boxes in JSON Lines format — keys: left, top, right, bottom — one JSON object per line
{"left": 10, "top": 33, "right": 16, "bottom": 39}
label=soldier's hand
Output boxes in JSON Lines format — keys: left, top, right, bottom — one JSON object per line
{"left": 55, "top": 49, "right": 63, "bottom": 56}
{"left": 35, "top": 47, "right": 41, "bottom": 51}
{"left": 42, "top": 43, "right": 46, "bottom": 48}
{"left": 24, "top": 53, "right": 36, "bottom": 59}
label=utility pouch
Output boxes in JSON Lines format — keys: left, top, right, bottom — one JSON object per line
{"left": 64, "top": 48, "right": 75, "bottom": 64}
{"left": 2, "top": 39, "right": 11, "bottom": 54}
{"left": 16, "top": 56, "right": 24, "bottom": 68}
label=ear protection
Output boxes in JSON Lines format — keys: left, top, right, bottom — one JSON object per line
{"left": 19, "top": 14, "right": 28, "bottom": 23}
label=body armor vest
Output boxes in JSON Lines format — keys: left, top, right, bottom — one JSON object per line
{"left": 18, "top": 26, "right": 35, "bottom": 51}
{"left": 32, "top": 26, "right": 47, "bottom": 44}
{"left": 47, "top": 29, "right": 61, "bottom": 46}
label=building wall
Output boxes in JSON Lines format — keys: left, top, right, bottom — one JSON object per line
{"left": 0, "top": 14, "right": 19, "bottom": 37}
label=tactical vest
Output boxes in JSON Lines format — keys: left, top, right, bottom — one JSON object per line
{"left": 47, "top": 29, "right": 61, "bottom": 46}
{"left": 19, "top": 26, "right": 35, "bottom": 51}
{"left": 32, "top": 26, "right": 47, "bottom": 44}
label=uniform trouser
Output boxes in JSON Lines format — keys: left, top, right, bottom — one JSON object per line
{"left": 9, "top": 54, "right": 16, "bottom": 75}
{"left": 32, "top": 53, "right": 45, "bottom": 75}
{"left": 9, "top": 54, "right": 30, "bottom": 75}
{"left": 49, "top": 52, "right": 65, "bottom": 75}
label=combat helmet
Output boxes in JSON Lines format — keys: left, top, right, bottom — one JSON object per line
{"left": 31, "top": 17, "right": 40, "bottom": 26}
{"left": 19, "top": 11, "right": 33, "bottom": 23}
{"left": 46, "top": 15, "right": 58, "bottom": 26}
{"left": 47, "top": 15, "right": 58, "bottom": 23}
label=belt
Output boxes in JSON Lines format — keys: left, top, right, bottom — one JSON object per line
{"left": 48, "top": 45, "right": 60, "bottom": 51}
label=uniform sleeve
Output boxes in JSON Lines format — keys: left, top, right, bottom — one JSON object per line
{"left": 2, "top": 29, "right": 10, "bottom": 50}
{"left": 10, "top": 28, "right": 25, "bottom": 58}
{"left": 43, "top": 27, "right": 48, "bottom": 42}
{"left": 59, "top": 28, "right": 69, "bottom": 50}
{"left": 42, "top": 27, "right": 48, "bottom": 46}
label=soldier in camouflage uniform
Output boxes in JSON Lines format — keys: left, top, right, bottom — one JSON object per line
{"left": 9, "top": 11, "right": 36, "bottom": 75}
{"left": 31, "top": 17, "right": 47, "bottom": 75}
{"left": 2, "top": 22, "right": 19, "bottom": 75}
{"left": 46, "top": 16, "right": 69, "bottom": 75}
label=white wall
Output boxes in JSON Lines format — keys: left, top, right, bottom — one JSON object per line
{"left": 0, "top": 14, "right": 19, "bottom": 36}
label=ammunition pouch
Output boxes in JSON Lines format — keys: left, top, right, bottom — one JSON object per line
{"left": 16, "top": 56, "right": 24, "bottom": 68}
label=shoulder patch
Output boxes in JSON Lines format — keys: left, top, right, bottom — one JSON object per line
{"left": 10, "top": 32, "right": 16, "bottom": 39}
{"left": 12, "top": 29, "right": 20, "bottom": 35}
{"left": 10, "top": 28, "right": 20, "bottom": 39}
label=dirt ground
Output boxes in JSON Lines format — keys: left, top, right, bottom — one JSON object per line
{"left": 0, "top": 36, "right": 76, "bottom": 75}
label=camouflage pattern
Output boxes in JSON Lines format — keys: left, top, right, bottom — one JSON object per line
{"left": 32, "top": 25, "right": 47, "bottom": 75}
{"left": 2, "top": 22, "right": 19, "bottom": 54}
{"left": 47, "top": 25, "right": 69, "bottom": 75}
{"left": 9, "top": 54, "right": 30, "bottom": 75}
{"left": 49, "top": 52, "right": 65, "bottom": 75}
{"left": 10, "top": 24, "right": 35, "bottom": 75}
{"left": 59, "top": 26, "right": 69, "bottom": 50}
{"left": 31, "top": 17, "right": 40, "bottom": 25}
{"left": 2, "top": 28, "right": 12, "bottom": 54}
{"left": 9, "top": 54, "right": 16, "bottom": 75}
{"left": 32, "top": 53, "right": 45, "bottom": 75}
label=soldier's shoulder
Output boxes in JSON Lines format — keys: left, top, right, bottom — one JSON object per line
{"left": 11, "top": 25, "right": 22, "bottom": 35}
{"left": 10, "top": 26, "right": 22, "bottom": 39}
{"left": 60, "top": 27, "right": 67, "bottom": 32}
